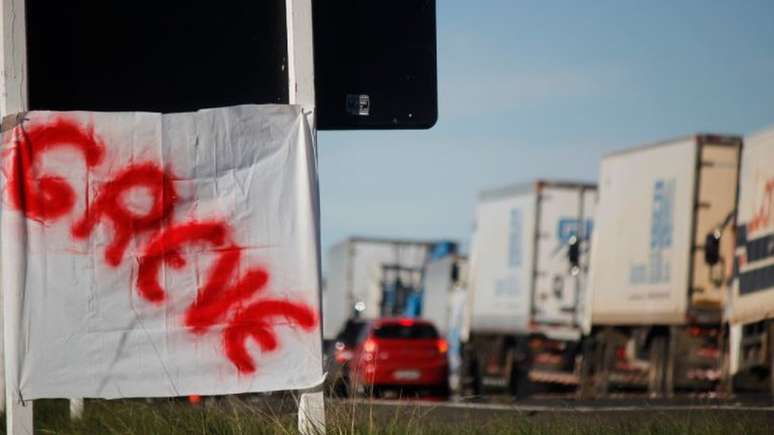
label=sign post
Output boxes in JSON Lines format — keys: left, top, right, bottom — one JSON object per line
{"left": 2, "top": 197, "right": 34, "bottom": 434}
{"left": 0, "top": 1, "right": 436, "bottom": 433}
{"left": 287, "top": 1, "right": 326, "bottom": 433}
{"left": 1, "top": 0, "right": 33, "bottom": 432}
{"left": 2, "top": 107, "right": 325, "bottom": 431}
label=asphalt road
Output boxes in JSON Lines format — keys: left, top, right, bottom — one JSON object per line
{"left": 332, "top": 395, "right": 774, "bottom": 426}
{"left": 370, "top": 395, "right": 774, "bottom": 411}
{"left": 240, "top": 392, "right": 774, "bottom": 430}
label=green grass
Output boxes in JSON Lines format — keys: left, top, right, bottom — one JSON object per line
{"left": 32, "top": 397, "right": 296, "bottom": 435}
{"left": 0, "top": 396, "right": 767, "bottom": 434}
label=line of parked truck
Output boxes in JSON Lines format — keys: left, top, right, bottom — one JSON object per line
{"left": 323, "top": 125, "right": 774, "bottom": 399}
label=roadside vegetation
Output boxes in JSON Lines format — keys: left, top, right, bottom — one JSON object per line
{"left": 0, "top": 395, "right": 767, "bottom": 434}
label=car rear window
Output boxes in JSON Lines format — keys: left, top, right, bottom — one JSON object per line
{"left": 372, "top": 323, "right": 438, "bottom": 339}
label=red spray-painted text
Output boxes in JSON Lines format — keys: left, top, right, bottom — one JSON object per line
{"left": 3, "top": 117, "right": 317, "bottom": 374}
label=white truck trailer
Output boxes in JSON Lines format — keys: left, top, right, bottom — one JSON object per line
{"left": 462, "top": 180, "right": 596, "bottom": 396}
{"left": 323, "top": 237, "right": 446, "bottom": 341}
{"left": 583, "top": 134, "right": 741, "bottom": 397}
{"left": 726, "top": 126, "right": 774, "bottom": 393}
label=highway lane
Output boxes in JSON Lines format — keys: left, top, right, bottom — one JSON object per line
{"left": 366, "top": 396, "right": 774, "bottom": 412}
{"left": 328, "top": 395, "right": 774, "bottom": 427}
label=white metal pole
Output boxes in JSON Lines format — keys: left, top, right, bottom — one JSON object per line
{"left": 1, "top": 193, "right": 34, "bottom": 435}
{"left": 0, "top": 0, "right": 28, "bottom": 116}
{"left": 69, "top": 398, "right": 84, "bottom": 420}
{"left": 0, "top": 0, "right": 33, "bottom": 432}
{"left": 286, "top": 1, "right": 325, "bottom": 434}
{"left": 729, "top": 323, "right": 741, "bottom": 378}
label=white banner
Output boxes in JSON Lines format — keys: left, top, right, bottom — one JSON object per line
{"left": 1, "top": 105, "right": 322, "bottom": 399}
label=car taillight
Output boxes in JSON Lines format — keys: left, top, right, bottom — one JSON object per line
{"left": 437, "top": 339, "right": 448, "bottom": 354}
{"left": 362, "top": 338, "right": 378, "bottom": 362}
{"left": 363, "top": 338, "right": 377, "bottom": 353}
{"left": 334, "top": 348, "right": 352, "bottom": 364}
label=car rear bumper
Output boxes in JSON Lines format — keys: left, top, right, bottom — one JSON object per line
{"left": 353, "top": 361, "right": 448, "bottom": 387}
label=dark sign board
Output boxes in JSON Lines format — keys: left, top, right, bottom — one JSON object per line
{"left": 313, "top": 0, "right": 438, "bottom": 130}
{"left": 26, "top": 1, "right": 438, "bottom": 131}
{"left": 26, "top": 1, "right": 288, "bottom": 113}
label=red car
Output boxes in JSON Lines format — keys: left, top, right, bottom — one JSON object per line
{"left": 349, "top": 317, "right": 449, "bottom": 398}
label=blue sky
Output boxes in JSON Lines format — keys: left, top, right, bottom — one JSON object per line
{"left": 317, "top": 0, "right": 774, "bottom": 261}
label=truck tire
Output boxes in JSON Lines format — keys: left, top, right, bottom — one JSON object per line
{"left": 508, "top": 364, "right": 530, "bottom": 399}
{"left": 595, "top": 333, "right": 612, "bottom": 398}
{"left": 578, "top": 338, "right": 596, "bottom": 399}
{"left": 664, "top": 328, "right": 677, "bottom": 397}
{"left": 471, "top": 357, "right": 482, "bottom": 397}
{"left": 719, "top": 327, "right": 732, "bottom": 397}
{"left": 461, "top": 351, "right": 482, "bottom": 398}
{"left": 648, "top": 335, "right": 667, "bottom": 397}
{"left": 508, "top": 340, "right": 535, "bottom": 399}
{"left": 583, "top": 330, "right": 613, "bottom": 398}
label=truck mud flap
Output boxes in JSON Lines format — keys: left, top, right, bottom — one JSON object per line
{"left": 528, "top": 370, "right": 579, "bottom": 385}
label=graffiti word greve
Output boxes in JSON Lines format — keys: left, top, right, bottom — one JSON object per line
{"left": 4, "top": 117, "right": 317, "bottom": 374}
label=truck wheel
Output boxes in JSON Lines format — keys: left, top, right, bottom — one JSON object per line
{"left": 648, "top": 335, "right": 667, "bottom": 397}
{"left": 462, "top": 352, "right": 482, "bottom": 398}
{"left": 577, "top": 339, "right": 595, "bottom": 399}
{"left": 508, "top": 366, "right": 530, "bottom": 399}
{"left": 717, "top": 325, "right": 734, "bottom": 398}
{"left": 664, "top": 328, "right": 677, "bottom": 398}
{"left": 718, "top": 326, "right": 732, "bottom": 397}
{"left": 593, "top": 332, "right": 612, "bottom": 398}
{"left": 471, "top": 358, "right": 483, "bottom": 397}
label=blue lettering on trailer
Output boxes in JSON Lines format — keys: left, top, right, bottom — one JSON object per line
{"left": 557, "top": 218, "right": 593, "bottom": 245}
{"left": 630, "top": 179, "right": 675, "bottom": 285}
